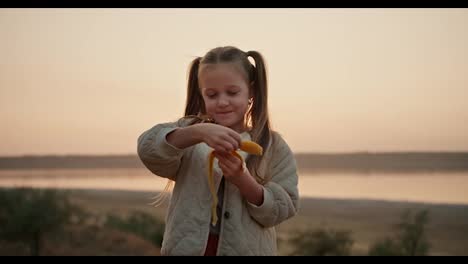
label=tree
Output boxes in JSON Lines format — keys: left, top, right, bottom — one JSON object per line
{"left": 0, "top": 188, "right": 74, "bottom": 256}
{"left": 104, "top": 211, "right": 165, "bottom": 247}
{"left": 369, "top": 209, "right": 431, "bottom": 256}
{"left": 289, "top": 227, "right": 354, "bottom": 256}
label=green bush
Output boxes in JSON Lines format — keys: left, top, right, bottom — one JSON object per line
{"left": 0, "top": 188, "right": 79, "bottom": 255}
{"left": 367, "top": 238, "right": 402, "bottom": 256}
{"left": 369, "top": 209, "right": 431, "bottom": 256}
{"left": 104, "top": 211, "right": 165, "bottom": 247}
{"left": 289, "top": 227, "right": 354, "bottom": 256}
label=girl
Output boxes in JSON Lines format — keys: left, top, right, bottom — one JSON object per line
{"left": 137, "top": 46, "right": 299, "bottom": 256}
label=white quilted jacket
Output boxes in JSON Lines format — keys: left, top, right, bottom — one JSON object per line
{"left": 137, "top": 121, "right": 299, "bottom": 256}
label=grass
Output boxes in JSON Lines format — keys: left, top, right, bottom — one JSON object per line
{"left": 66, "top": 188, "right": 468, "bottom": 256}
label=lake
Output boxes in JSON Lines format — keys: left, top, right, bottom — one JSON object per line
{"left": 0, "top": 168, "right": 467, "bottom": 205}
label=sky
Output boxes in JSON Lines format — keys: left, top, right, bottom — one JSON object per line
{"left": 1, "top": 8, "right": 468, "bottom": 156}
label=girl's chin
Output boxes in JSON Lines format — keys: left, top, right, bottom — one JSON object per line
{"left": 215, "top": 118, "right": 236, "bottom": 127}
{"left": 216, "top": 121, "right": 244, "bottom": 132}
{"left": 215, "top": 120, "right": 233, "bottom": 127}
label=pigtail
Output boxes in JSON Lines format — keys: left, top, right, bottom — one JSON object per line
{"left": 246, "top": 50, "right": 272, "bottom": 184}
{"left": 184, "top": 57, "right": 204, "bottom": 117}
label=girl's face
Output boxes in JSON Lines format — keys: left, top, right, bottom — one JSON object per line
{"left": 199, "top": 63, "right": 251, "bottom": 133}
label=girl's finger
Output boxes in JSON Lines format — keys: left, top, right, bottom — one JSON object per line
{"left": 214, "top": 153, "right": 229, "bottom": 167}
{"left": 223, "top": 135, "right": 239, "bottom": 150}
{"left": 225, "top": 152, "right": 240, "bottom": 163}
{"left": 215, "top": 145, "right": 229, "bottom": 154}
{"left": 228, "top": 130, "right": 242, "bottom": 146}
{"left": 222, "top": 153, "right": 237, "bottom": 166}
{"left": 218, "top": 161, "right": 229, "bottom": 174}
{"left": 215, "top": 152, "right": 242, "bottom": 173}
{"left": 213, "top": 151, "right": 225, "bottom": 160}
{"left": 222, "top": 140, "right": 235, "bottom": 152}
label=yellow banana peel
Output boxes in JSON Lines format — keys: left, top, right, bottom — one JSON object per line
{"left": 207, "top": 140, "right": 263, "bottom": 226}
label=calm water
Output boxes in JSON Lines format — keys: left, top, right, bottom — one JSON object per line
{"left": 0, "top": 168, "right": 467, "bottom": 205}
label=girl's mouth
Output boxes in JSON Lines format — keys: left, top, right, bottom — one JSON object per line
{"left": 217, "top": 111, "right": 233, "bottom": 115}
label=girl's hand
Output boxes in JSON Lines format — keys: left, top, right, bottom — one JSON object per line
{"left": 195, "top": 123, "right": 241, "bottom": 154}
{"left": 214, "top": 151, "right": 263, "bottom": 206}
{"left": 213, "top": 151, "right": 246, "bottom": 186}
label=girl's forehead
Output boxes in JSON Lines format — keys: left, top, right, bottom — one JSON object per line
{"left": 199, "top": 63, "right": 248, "bottom": 79}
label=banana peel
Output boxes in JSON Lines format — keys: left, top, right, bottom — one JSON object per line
{"left": 207, "top": 141, "right": 263, "bottom": 226}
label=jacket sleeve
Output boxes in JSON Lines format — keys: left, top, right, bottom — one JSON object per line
{"left": 137, "top": 121, "right": 187, "bottom": 181}
{"left": 246, "top": 133, "right": 300, "bottom": 228}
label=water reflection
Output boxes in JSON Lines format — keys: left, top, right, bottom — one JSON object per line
{"left": 0, "top": 169, "right": 467, "bottom": 205}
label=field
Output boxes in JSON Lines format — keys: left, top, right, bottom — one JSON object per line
{"left": 65, "top": 188, "right": 468, "bottom": 256}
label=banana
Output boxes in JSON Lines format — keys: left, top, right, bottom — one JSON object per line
{"left": 207, "top": 151, "right": 218, "bottom": 226}
{"left": 240, "top": 141, "right": 263, "bottom": 156}
{"left": 207, "top": 140, "right": 263, "bottom": 226}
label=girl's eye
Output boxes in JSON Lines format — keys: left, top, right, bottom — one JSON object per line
{"left": 228, "top": 91, "right": 239, "bottom": 96}
{"left": 207, "top": 94, "right": 217, "bottom": 98}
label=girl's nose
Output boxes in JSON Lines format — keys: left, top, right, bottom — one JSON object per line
{"left": 217, "top": 96, "right": 229, "bottom": 106}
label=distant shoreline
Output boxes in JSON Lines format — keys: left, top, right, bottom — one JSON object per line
{"left": 1, "top": 153, "right": 468, "bottom": 173}
{"left": 1, "top": 186, "right": 468, "bottom": 208}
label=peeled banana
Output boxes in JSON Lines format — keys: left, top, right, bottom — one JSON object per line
{"left": 207, "top": 140, "right": 263, "bottom": 226}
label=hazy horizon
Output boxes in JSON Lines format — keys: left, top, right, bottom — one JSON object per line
{"left": 2, "top": 150, "right": 468, "bottom": 158}
{"left": 2, "top": 8, "right": 468, "bottom": 156}
{"left": 2, "top": 152, "right": 468, "bottom": 173}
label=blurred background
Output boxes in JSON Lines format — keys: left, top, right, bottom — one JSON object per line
{"left": 1, "top": 8, "right": 468, "bottom": 255}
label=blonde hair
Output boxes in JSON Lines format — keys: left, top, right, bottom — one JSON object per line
{"left": 185, "top": 46, "right": 272, "bottom": 184}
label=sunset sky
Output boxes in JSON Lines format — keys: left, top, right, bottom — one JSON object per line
{"left": 1, "top": 8, "right": 467, "bottom": 156}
